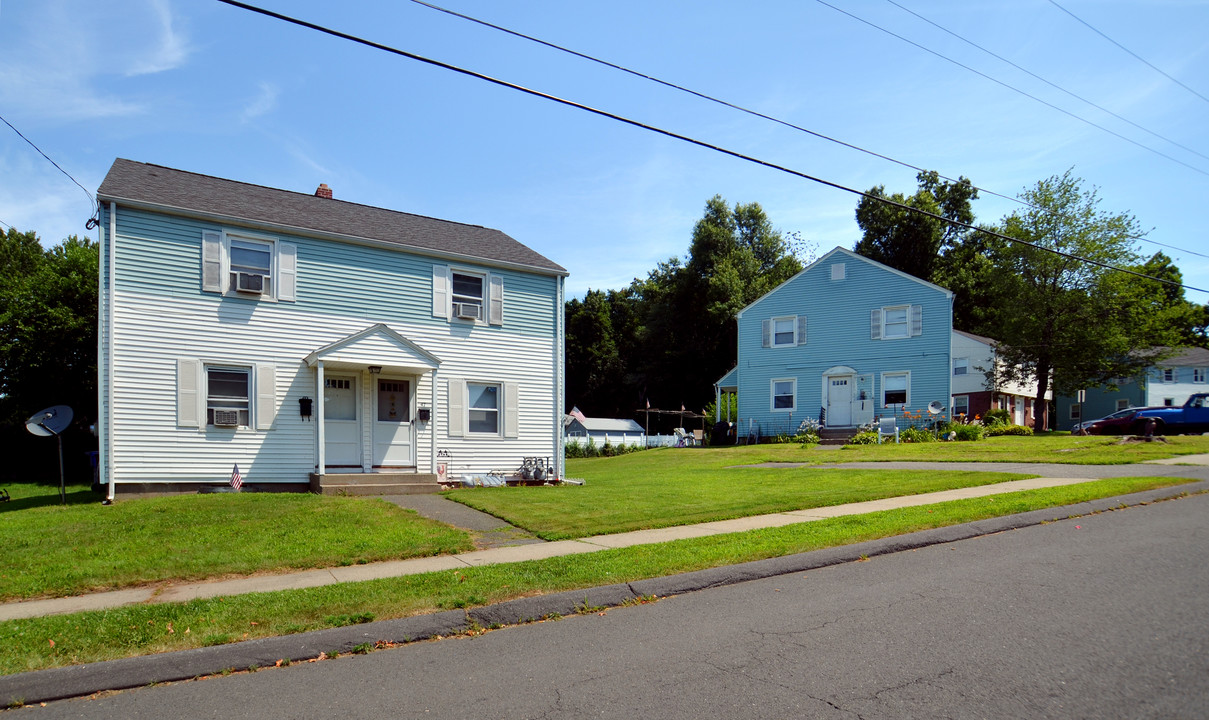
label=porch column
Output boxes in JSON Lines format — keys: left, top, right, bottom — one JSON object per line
{"left": 715, "top": 386, "right": 721, "bottom": 423}
{"left": 429, "top": 369, "right": 438, "bottom": 476}
{"left": 316, "top": 361, "right": 326, "bottom": 476}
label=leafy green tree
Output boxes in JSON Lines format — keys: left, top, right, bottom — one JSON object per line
{"left": 563, "top": 196, "right": 803, "bottom": 423}
{"left": 981, "top": 171, "right": 1181, "bottom": 429}
{"left": 0, "top": 229, "right": 98, "bottom": 482}
{"left": 854, "top": 170, "right": 978, "bottom": 282}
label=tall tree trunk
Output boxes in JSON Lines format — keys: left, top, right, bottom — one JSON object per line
{"left": 1033, "top": 360, "right": 1052, "bottom": 431}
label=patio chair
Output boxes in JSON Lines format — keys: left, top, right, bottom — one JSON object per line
{"left": 878, "top": 416, "right": 899, "bottom": 444}
{"left": 674, "top": 427, "right": 691, "bottom": 447}
{"left": 692, "top": 429, "right": 704, "bottom": 446}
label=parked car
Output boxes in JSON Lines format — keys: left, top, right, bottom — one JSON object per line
{"left": 1079, "top": 408, "right": 1151, "bottom": 435}
{"left": 1132, "top": 393, "right": 1209, "bottom": 435}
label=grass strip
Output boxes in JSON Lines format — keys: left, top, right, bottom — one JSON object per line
{"left": 450, "top": 458, "right": 1034, "bottom": 539}
{"left": 0, "top": 475, "right": 1192, "bottom": 676}
{"left": 0, "top": 486, "right": 472, "bottom": 602}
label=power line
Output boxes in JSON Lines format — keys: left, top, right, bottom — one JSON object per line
{"left": 0, "top": 112, "right": 98, "bottom": 221}
{"left": 814, "top": 0, "right": 1209, "bottom": 178}
{"left": 883, "top": 0, "right": 1209, "bottom": 164}
{"left": 213, "top": 0, "right": 1208, "bottom": 296}
{"left": 405, "top": 0, "right": 1209, "bottom": 263}
{"left": 1047, "top": 0, "right": 1209, "bottom": 108}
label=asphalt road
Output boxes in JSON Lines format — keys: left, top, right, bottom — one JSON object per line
{"left": 24, "top": 492, "right": 1209, "bottom": 719}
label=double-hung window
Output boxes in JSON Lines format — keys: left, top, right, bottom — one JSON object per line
{"left": 1161, "top": 368, "right": 1176, "bottom": 383}
{"left": 762, "top": 315, "right": 807, "bottom": 348}
{"left": 771, "top": 378, "right": 796, "bottom": 411}
{"left": 229, "top": 237, "right": 273, "bottom": 296}
{"left": 1116, "top": 399, "right": 1131, "bottom": 411}
{"left": 953, "top": 357, "right": 968, "bottom": 376}
{"left": 1194, "top": 368, "right": 1206, "bottom": 383}
{"left": 871, "top": 305, "right": 921, "bottom": 340}
{"left": 452, "top": 272, "right": 485, "bottom": 321}
{"left": 882, "top": 372, "right": 909, "bottom": 407}
{"left": 207, "top": 367, "right": 251, "bottom": 427}
{"left": 1069, "top": 403, "right": 1081, "bottom": 421}
{"left": 433, "top": 265, "right": 504, "bottom": 325}
{"left": 953, "top": 395, "right": 969, "bottom": 417}
{"left": 201, "top": 230, "right": 296, "bottom": 301}
{"left": 467, "top": 382, "right": 500, "bottom": 434}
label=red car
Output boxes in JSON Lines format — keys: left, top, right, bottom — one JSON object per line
{"left": 1081, "top": 407, "right": 1160, "bottom": 435}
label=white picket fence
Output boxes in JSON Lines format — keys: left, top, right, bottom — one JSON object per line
{"left": 565, "top": 433, "right": 693, "bottom": 450}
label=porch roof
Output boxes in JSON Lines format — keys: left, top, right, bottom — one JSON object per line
{"left": 304, "top": 323, "right": 441, "bottom": 375}
{"left": 715, "top": 366, "right": 738, "bottom": 392}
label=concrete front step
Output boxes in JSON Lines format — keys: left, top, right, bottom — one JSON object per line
{"left": 309, "top": 473, "right": 442, "bottom": 496}
{"left": 818, "top": 427, "right": 856, "bottom": 446}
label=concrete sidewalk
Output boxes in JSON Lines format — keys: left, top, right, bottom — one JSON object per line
{"left": 5, "top": 469, "right": 1199, "bottom": 623}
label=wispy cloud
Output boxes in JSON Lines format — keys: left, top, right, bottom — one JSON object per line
{"left": 240, "top": 82, "right": 280, "bottom": 123}
{"left": 126, "top": 0, "right": 191, "bottom": 76}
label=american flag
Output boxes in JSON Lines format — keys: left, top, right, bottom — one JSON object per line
{"left": 569, "top": 406, "right": 587, "bottom": 424}
{"left": 230, "top": 463, "right": 243, "bottom": 491}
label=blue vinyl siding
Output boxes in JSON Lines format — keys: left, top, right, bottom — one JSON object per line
{"left": 733, "top": 248, "right": 952, "bottom": 434}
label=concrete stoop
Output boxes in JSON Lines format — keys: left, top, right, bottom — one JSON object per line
{"left": 308, "top": 472, "right": 442, "bottom": 496}
{"left": 818, "top": 427, "right": 856, "bottom": 446}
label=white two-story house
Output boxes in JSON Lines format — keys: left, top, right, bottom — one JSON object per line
{"left": 96, "top": 159, "right": 567, "bottom": 497}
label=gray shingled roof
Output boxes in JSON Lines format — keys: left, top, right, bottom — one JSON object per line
{"left": 97, "top": 159, "right": 566, "bottom": 275}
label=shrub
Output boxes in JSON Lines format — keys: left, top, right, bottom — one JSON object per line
{"left": 899, "top": 426, "right": 938, "bottom": 443}
{"left": 985, "top": 423, "right": 1033, "bottom": 437}
{"left": 845, "top": 431, "right": 880, "bottom": 446}
{"left": 950, "top": 423, "right": 985, "bottom": 441}
{"left": 982, "top": 408, "right": 1010, "bottom": 427}
{"left": 795, "top": 432, "right": 820, "bottom": 446}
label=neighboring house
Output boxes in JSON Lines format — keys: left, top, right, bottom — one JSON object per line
{"left": 715, "top": 247, "right": 954, "bottom": 436}
{"left": 96, "top": 159, "right": 567, "bottom": 497}
{"left": 951, "top": 329, "right": 1050, "bottom": 428}
{"left": 564, "top": 416, "right": 645, "bottom": 446}
{"left": 1055, "top": 346, "right": 1209, "bottom": 430}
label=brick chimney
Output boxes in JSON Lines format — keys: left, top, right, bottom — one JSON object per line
{"left": 315, "top": 183, "right": 332, "bottom": 199}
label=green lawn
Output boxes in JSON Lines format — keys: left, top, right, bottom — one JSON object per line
{"left": 0, "top": 484, "right": 472, "bottom": 602}
{"left": 447, "top": 448, "right": 1034, "bottom": 539}
{"left": 0, "top": 476, "right": 1194, "bottom": 676}
{"left": 705, "top": 433, "right": 1209, "bottom": 465}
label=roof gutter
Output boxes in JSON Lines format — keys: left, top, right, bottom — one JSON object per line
{"left": 95, "top": 194, "right": 570, "bottom": 279}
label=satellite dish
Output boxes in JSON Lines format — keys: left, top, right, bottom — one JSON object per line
{"left": 26, "top": 405, "right": 73, "bottom": 437}
{"left": 927, "top": 400, "right": 945, "bottom": 415}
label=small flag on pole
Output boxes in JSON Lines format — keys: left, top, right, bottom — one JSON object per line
{"left": 230, "top": 463, "right": 243, "bottom": 491}
{"left": 569, "top": 406, "right": 587, "bottom": 424}
{"left": 645, "top": 398, "right": 650, "bottom": 409}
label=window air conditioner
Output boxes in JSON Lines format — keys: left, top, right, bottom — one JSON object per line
{"left": 213, "top": 410, "right": 240, "bottom": 427}
{"left": 455, "top": 302, "right": 482, "bottom": 320}
{"left": 235, "top": 272, "right": 265, "bottom": 294}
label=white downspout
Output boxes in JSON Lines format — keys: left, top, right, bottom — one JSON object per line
{"left": 429, "top": 369, "right": 437, "bottom": 476}
{"left": 105, "top": 202, "right": 117, "bottom": 503}
{"left": 316, "top": 361, "right": 326, "bottom": 475}
{"left": 555, "top": 276, "right": 565, "bottom": 479}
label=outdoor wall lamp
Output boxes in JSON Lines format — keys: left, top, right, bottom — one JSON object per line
{"left": 298, "top": 397, "right": 313, "bottom": 420}
{"left": 368, "top": 365, "right": 382, "bottom": 374}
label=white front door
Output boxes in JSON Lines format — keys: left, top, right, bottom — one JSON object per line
{"left": 828, "top": 376, "right": 853, "bottom": 426}
{"left": 324, "top": 375, "right": 359, "bottom": 468}
{"left": 1014, "top": 397, "right": 1025, "bottom": 425}
{"left": 373, "top": 378, "right": 414, "bottom": 469}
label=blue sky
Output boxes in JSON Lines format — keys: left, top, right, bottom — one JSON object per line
{"left": 2, "top": 0, "right": 1207, "bottom": 300}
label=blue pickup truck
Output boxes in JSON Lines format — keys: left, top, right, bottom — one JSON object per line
{"left": 1132, "top": 393, "right": 1209, "bottom": 435}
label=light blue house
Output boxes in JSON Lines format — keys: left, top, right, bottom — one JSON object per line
{"left": 96, "top": 159, "right": 567, "bottom": 497}
{"left": 1055, "top": 346, "right": 1209, "bottom": 430}
{"left": 715, "top": 247, "right": 954, "bottom": 438}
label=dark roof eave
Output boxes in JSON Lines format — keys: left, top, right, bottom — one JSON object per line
{"left": 97, "top": 193, "right": 569, "bottom": 278}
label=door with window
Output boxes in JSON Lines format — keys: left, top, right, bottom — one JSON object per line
{"left": 828, "top": 376, "right": 853, "bottom": 426}
{"left": 324, "top": 376, "right": 359, "bottom": 468}
{"left": 373, "top": 378, "right": 414, "bottom": 469}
